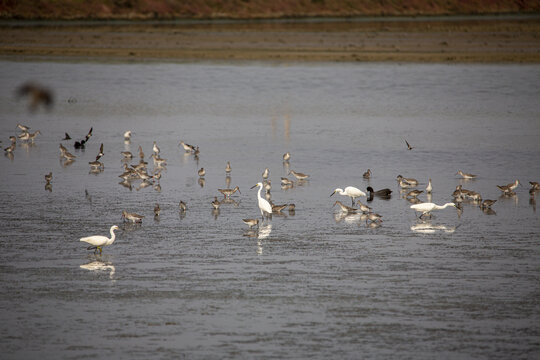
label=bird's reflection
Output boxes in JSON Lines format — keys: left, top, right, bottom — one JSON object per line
{"left": 198, "top": 178, "right": 205, "bottom": 188}
{"left": 366, "top": 221, "right": 381, "bottom": 229}
{"left": 80, "top": 256, "right": 115, "bottom": 280}
{"left": 481, "top": 207, "right": 497, "bottom": 215}
{"left": 118, "top": 180, "right": 133, "bottom": 191}
{"left": 410, "top": 220, "right": 457, "bottom": 234}
{"left": 225, "top": 175, "right": 231, "bottom": 188}
{"left": 153, "top": 183, "right": 162, "bottom": 192}
{"left": 334, "top": 212, "right": 366, "bottom": 224}
{"left": 89, "top": 167, "right": 104, "bottom": 175}
{"left": 61, "top": 159, "right": 75, "bottom": 167}
{"left": 136, "top": 180, "right": 152, "bottom": 191}
{"left": 212, "top": 208, "right": 220, "bottom": 220}
{"left": 5, "top": 152, "right": 14, "bottom": 161}
{"left": 121, "top": 222, "right": 142, "bottom": 232}
{"left": 220, "top": 198, "right": 241, "bottom": 207}
{"left": 257, "top": 240, "right": 263, "bottom": 256}
{"left": 258, "top": 223, "right": 272, "bottom": 240}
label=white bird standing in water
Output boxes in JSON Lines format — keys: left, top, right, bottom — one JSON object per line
{"left": 251, "top": 182, "right": 272, "bottom": 220}
{"left": 80, "top": 225, "right": 119, "bottom": 254}
{"left": 410, "top": 202, "right": 456, "bottom": 219}
{"left": 330, "top": 186, "right": 366, "bottom": 206}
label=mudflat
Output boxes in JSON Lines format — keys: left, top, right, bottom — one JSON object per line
{"left": 1, "top": 16, "right": 540, "bottom": 62}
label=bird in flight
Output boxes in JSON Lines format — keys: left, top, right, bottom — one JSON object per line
{"left": 404, "top": 139, "right": 414, "bottom": 150}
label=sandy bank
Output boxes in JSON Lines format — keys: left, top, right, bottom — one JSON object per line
{"left": 1, "top": 17, "right": 540, "bottom": 63}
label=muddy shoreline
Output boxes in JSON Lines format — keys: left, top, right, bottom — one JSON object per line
{"left": 1, "top": 16, "right": 540, "bottom": 63}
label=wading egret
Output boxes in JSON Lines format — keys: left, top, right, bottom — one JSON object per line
{"left": 80, "top": 225, "right": 119, "bottom": 254}
{"left": 330, "top": 186, "right": 366, "bottom": 206}
{"left": 251, "top": 182, "right": 272, "bottom": 220}
{"left": 410, "top": 202, "right": 456, "bottom": 219}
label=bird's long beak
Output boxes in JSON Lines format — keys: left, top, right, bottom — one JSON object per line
{"left": 250, "top": 184, "right": 257, "bottom": 189}
{"left": 330, "top": 191, "right": 336, "bottom": 197}
{"left": 237, "top": 189, "right": 241, "bottom": 194}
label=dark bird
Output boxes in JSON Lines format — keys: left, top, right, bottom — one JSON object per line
{"left": 404, "top": 139, "right": 414, "bottom": 150}
{"left": 97, "top": 143, "right": 104, "bottom": 159}
{"left": 63, "top": 133, "right": 71, "bottom": 140}
{"left": 16, "top": 82, "right": 54, "bottom": 112}
{"left": 74, "top": 127, "right": 93, "bottom": 148}
{"left": 366, "top": 186, "right": 392, "bottom": 201}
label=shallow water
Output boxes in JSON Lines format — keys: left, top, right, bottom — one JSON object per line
{"left": 0, "top": 61, "right": 539, "bottom": 359}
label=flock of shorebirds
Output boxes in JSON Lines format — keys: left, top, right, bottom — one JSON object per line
{"left": 4, "top": 126, "right": 539, "bottom": 254}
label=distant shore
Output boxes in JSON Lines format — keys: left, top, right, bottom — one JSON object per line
{"left": 1, "top": 15, "right": 540, "bottom": 63}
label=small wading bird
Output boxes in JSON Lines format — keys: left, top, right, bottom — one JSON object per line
{"left": 243, "top": 218, "right": 259, "bottom": 229}
{"left": 426, "top": 179, "right": 433, "bottom": 194}
{"left": 283, "top": 152, "right": 290, "bottom": 162}
{"left": 456, "top": 170, "right": 477, "bottom": 179}
{"left": 330, "top": 186, "right": 366, "bottom": 206}
{"left": 179, "top": 201, "right": 187, "bottom": 212}
{"left": 289, "top": 170, "right": 309, "bottom": 180}
{"left": 333, "top": 200, "right": 359, "bottom": 214}
{"left": 363, "top": 169, "right": 371, "bottom": 179}
{"left": 179, "top": 141, "right": 196, "bottom": 153}
{"left": 410, "top": 202, "right": 457, "bottom": 219}
{"left": 396, "top": 175, "right": 418, "bottom": 186}
{"left": 218, "top": 186, "right": 240, "bottom": 198}
{"left": 80, "top": 225, "right": 119, "bottom": 254}
{"left": 122, "top": 210, "right": 144, "bottom": 223}
{"left": 251, "top": 182, "right": 272, "bottom": 220}
{"left": 480, "top": 199, "right": 497, "bottom": 209}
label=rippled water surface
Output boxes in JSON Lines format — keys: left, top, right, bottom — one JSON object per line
{"left": 1, "top": 61, "right": 539, "bottom": 359}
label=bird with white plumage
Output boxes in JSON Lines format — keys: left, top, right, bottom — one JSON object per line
{"left": 80, "top": 225, "right": 120, "bottom": 254}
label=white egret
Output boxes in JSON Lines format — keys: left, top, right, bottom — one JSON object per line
{"left": 80, "top": 225, "right": 119, "bottom": 254}
{"left": 330, "top": 186, "right": 366, "bottom": 206}
{"left": 410, "top": 202, "right": 456, "bottom": 219}
{"left": 251, "top": 182, "right": 272, "bottom": 220}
